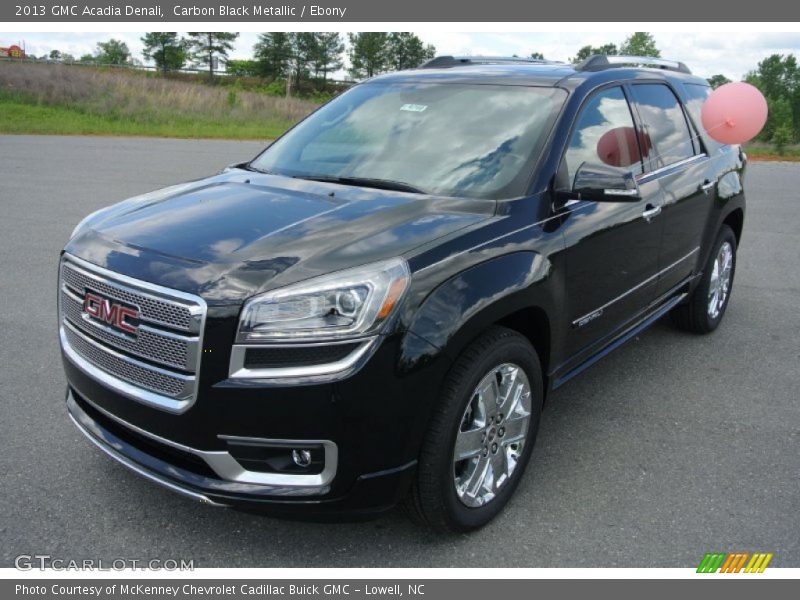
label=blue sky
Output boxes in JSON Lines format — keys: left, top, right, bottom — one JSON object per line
{"left": 4, "top": 31, "right": 800, "bottom": 80}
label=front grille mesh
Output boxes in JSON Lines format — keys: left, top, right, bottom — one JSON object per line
{"left": 61, "top": 290, "right": 190, "bottom": 371}
{"left": 63, "top": 324, "right": 188, "bottom": 397}
{"left": 61, "top": 261, "right": 195, "bottom": 332}
{"left": 59, "top": 256, "right": 205, "bottom": 405}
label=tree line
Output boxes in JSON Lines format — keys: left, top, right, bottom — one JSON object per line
{"left": 40, "top": 32, "right": 435, "bottom": 93}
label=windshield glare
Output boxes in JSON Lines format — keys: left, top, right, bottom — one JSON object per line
{"left": 251, "top": 82, "right": 566, "bottom": 199}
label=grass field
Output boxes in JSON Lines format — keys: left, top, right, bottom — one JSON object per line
{"left": 0, "top": 61, "right": 320, "bottom": 139}
{"left": 743, "top": 142, "right": 800, "bottom": 161}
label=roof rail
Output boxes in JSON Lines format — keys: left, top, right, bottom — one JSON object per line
{"left": 420, "top": 55, "right": 563, "bottom": 69}
{"left": 575, "top": 55, "right": 691, "bottom": 74}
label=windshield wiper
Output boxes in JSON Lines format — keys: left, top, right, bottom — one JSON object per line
{"left": 292, "top": 174, "right": 426, "bottom": 194}
{"left": 240, "top": 163, "right": 270, "bottom": 174}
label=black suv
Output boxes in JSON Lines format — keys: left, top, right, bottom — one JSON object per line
{"left": 59, "top": 55, "right": 746, "bottom": 532}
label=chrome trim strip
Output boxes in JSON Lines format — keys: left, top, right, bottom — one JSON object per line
{"left": 572, "top": 247, "right": 700, "bottom": 327}
{"left": 68, "top": 408, "right": 226, "bottom": 507}
{"left": 604, "top": 188, "right": 639, "bottom": 197}
{"left": 556, "top": 292, "right": 689, "bottom": 389}
{"left": 228, "top": 337, "right": 378, "bottom": 380}
{"left": 69, "top": 387, "right": 338, "bottom": 490}
{"left": 61, "top": 323, "right": 195, "bottom": 413}
{"left": 636, "top": 154, "right": 707, "bottom": 185}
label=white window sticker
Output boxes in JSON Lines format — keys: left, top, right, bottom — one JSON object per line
{"left": 400, "top": 104, "right": 428, "bottom": 113}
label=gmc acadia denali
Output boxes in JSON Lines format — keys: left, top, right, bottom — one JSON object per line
{"left": 59, "top": 55, "right": 746, "bottom": 532}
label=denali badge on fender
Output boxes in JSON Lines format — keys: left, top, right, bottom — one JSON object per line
{"left": 59, "top": 54, "right": 746, "bottom": 533}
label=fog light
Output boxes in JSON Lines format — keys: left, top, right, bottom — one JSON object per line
{"left": 292, "top": 449, "right": 312, "bottom": 468}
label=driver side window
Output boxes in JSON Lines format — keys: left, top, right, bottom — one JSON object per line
{"left": 564, "top": 86, "right": 644, "bottom": 190}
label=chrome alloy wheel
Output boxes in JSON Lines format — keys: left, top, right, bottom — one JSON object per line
{"left": 708, "top": 241, "right": 734, "bottom": 320}
{"left": 453, "top": 363, "right": 532, "bottom": 508}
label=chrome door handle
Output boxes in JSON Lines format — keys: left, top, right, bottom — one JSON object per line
{"left": 642, "top": 205, "right": 662, "bottom": 221}
{"left": 700, "top": 180, "right": 716, "bottom": 194}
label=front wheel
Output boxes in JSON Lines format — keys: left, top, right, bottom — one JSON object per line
{"left": 671, "top": 225, "right": 737, "bottom": 334}
{"left": 405, "top": 326, "right": 543, "bottom": 533}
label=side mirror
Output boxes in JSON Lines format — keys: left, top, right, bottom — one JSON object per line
{"left": 569, "top": 162, "right": 641, "bottom": 202}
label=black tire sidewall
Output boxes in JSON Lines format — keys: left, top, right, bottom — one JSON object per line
{"left": 438, "top": 332, "right": 543, "bottom": 531}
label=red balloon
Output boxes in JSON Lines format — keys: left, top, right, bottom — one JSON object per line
{"left": 701, "top": 82, "right": 768, "bottom": 145}
{"left": 596, "top": 126, "right": 650, "bottom": 167}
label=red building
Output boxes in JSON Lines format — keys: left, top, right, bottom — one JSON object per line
{"left": 0, "top": 45, "right": 26, "bottom": 58}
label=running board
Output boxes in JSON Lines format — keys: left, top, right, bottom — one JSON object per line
{"left": 551, "top": 293, "right": 687, "bottom": 390}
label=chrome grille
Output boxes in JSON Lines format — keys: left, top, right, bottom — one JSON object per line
{"left": 60, "top": 288, "right": 193, "bottom": 371}
{"left": 63, "top": 323, "right": 190, "bottom": 397}
{"left": 61, "top": 260, "right": 197, "bottom": 332}
{"left": 59, "top": 254, "right": 206, "bottom": 413}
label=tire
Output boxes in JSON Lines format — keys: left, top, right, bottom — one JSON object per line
{"left": 405, "top": 326, "right": 543, "bottom": 533}
{"left": 670, "top": 225, "right": 737, "bottom": 334}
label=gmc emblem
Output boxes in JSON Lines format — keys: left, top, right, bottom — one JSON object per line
{"left": 83, "top": 291, "right": 139, "bottom": 335}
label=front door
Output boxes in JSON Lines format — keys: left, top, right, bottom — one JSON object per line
{"left": 558, "top": 85, "right": 665, "bottom": 363}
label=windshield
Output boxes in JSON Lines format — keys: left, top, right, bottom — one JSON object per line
{"left": 251, "top": 82, "right": 566, "bottom": 199}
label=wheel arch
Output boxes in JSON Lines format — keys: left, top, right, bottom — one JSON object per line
{"left": 401, "top": 252, "right": 557, "bottom": 390}
{"left": 722, "top": 207, "right": 745, "bottom": 246}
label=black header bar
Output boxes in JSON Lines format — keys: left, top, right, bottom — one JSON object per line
{"left": 2, "top": 0, "right": 798, "bottom": 22}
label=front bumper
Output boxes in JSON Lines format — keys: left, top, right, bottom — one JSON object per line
{"left": 66, "top": 387, "right": 417, "bottom": 517}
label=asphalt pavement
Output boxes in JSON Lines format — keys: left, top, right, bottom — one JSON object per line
{"left": 1, "top": 135, "right": 798, "bottom": 567}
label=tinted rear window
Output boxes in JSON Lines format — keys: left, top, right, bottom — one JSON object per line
{"left": 631, "top": 83, "right": 696, "bottom": 170}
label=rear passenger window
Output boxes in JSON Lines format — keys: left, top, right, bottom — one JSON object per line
{"left": 631, "top": 83, "right": 696, "bottom": 170}
{"left": 564, "top": 86, "right": 643, "bottom": 189}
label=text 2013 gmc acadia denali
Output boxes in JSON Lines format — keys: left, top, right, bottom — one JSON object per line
{"left": 59, "top": 55, "right": 746, "bottom": 532}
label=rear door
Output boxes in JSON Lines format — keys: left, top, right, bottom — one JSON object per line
{"left": 629, "top": 82, "right": 714, "bottom": 295}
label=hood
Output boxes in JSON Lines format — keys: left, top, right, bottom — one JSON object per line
{"left": 65, "top": 170, "right": 495, "bottom": 303}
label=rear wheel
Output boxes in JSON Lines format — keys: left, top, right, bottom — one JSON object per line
{"left": 405, "top": 326, "right": 543, "bottom": 533}
{"left": 671, "top": 225, "right": 737, "bottom": 334}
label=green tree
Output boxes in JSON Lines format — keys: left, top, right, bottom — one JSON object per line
{"left": 48, "top": 49, "right": 61, "bottom": 61}
{"left": 141, "top": 32, "right": 186, "bottom": 75}
{"left": 187, "top": 32, "right": 239, "bottom": 78}
{"left": 571, "top": 43, "right": 618, "bottom": 63}
{"left": 619, "top": 32, "right": 660, "bottom": 57}
{"left": 61, "top": 53, "right": 75, "bottom": 63}
{"left": 253, "top": 32, "right": 294, "bottom": 79}
{"left": 530, "top": 52, "right": 545, "bottom": 60}
{"left": 707, "top": 74, "right": 732, "bottom": 89}
{"left": 745, "top": 54, "right": 800, "bottom": 143}
{"left": 225, "top": 59, "right": 260, "bottom": 77}
{"left": 311, "top": 32, "right": 344, "bottom": 81}
{"left": 96, "top": 39, "right": 131, "bottom": 65}
{"left": 78, "top": 53, "right": 95, "bottom": 64}
{"left": 387, "top": 32, "right": 435, "bottom": 71}
{"left": 348, "top": 32, "right": 390, "bottom": 79}
{"left": 773, "top": 123, "right": 793, "bottom": 154}
{"left": 290, "top": 32, "right": 318, "bottom": 88}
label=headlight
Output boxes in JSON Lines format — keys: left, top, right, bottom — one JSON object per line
{"left": 236, "top": 258, "right": 410, "bottom": 343}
